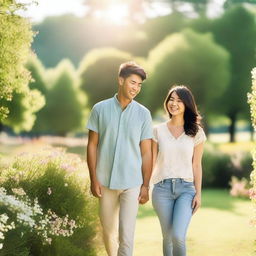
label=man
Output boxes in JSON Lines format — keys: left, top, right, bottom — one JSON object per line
{"left": 86, "top": 61, "right": 152, "bottom": 256}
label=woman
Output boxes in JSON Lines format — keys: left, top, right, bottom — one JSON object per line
{"left": 152, "top": 85, "right": 206, "bottom": 256}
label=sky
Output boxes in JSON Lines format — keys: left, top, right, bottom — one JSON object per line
{"left": 20, "top": 0, "right": 87, "bottom": 23}
{"left": 19, "top": 0, "right": 225, "bottom": 24}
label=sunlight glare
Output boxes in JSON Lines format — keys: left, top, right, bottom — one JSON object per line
{"left": 95, "top": 3, "right": 129, "bottom": 25}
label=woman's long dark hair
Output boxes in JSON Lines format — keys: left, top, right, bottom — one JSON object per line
{"left": 164, "top": 85, "right": 202, "bottom": 137}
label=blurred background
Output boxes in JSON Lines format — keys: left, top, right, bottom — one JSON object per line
{"left": 0, "top": 0, "right": 256, "bottom": 255}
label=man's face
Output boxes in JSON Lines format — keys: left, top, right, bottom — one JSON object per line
{"left": 118, "top": 74, "right": 143, "bottom": 101}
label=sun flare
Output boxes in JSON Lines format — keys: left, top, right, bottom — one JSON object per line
{"left": 94, "top": 3, "right": 129, "bottom": 25}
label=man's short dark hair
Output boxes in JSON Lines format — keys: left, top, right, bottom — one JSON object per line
{"left": 118, "top": 61, "right": 147, "bottom": 81}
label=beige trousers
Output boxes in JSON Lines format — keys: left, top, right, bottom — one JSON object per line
{"left": 99, "top": 186, "right": 141, "bottom": 256}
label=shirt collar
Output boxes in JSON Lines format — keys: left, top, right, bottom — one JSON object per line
{"left": 113, "top": 94, "right": 134, "bottom": 110}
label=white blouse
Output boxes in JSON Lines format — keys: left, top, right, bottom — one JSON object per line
{"left": 151, "top": 122, "right": 206, "bottom": 184}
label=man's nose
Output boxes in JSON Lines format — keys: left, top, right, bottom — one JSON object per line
{"left": 132, "top": 84, "right": 139, "bottom": 90}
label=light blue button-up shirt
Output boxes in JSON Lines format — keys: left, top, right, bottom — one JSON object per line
{"left": 87, "top": 94, "right": 153, "bottom": 189}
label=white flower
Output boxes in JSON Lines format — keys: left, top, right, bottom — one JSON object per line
{"left": 47, "top": 187, "right": 52, "bottom": 195}
{"left": 0, "top": 186, "right": 78, "bottom": 246}
{"left": 12, "top": 188, "right": 26, "bottom": 196}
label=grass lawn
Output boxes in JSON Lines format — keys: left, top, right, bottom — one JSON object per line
{"left": 133, "top": 189, "right": 256, "bottom": 256}
{"left": 1, "top": 137, "right": 255, "bottom": 255}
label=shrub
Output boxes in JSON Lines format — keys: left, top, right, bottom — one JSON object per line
{"left": 0, "top": 147, "right": 98, "bottom": 256}
{"left": 202, "top": 144, "right": 252, "bottom": 188}
{"left": 202, "top": 144, "right": 232, "bottom": 188}
{"left": 229, "top": 176, "right": 250, "bottom": 198}
{"left": 0, "top": 187, "right": 77, "bottom": 255}
{"left": 248, "top": 67, "right": 256, "bottom": 226}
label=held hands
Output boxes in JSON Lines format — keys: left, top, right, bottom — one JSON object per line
{"left": 192, "top": 193, "right": 201, "bottom": 214}
{"left": 138, "top": 185, "right": 149, "bottom": 204}
{"left": 90, "top": 180, "right": 102, "bottom": 198}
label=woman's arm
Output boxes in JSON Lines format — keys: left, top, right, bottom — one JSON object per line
{"left": 192, "top": 142, "right": 205, "bottom": 214}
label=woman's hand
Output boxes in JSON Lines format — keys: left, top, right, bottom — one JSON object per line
{"left": 192, "top": 193, "right": 201, "bottom": 214}
{"left": 138, "top": 185, "right": 149, "bottom": 204}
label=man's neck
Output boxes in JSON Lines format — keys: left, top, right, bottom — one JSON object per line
{"left": 116, "top": 93, "right": 132, "bottom": 110}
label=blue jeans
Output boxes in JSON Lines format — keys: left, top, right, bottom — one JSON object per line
{"left": 152, "top": 178, "right": 196, "bottom": 256}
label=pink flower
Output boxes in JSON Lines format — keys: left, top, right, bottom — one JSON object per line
{"left": 249, "top": 188, "right": 256, "bottom": 200}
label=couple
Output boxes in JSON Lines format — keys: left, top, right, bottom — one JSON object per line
{"left": 86, "top": 61, "right": 206, "bottom": 256}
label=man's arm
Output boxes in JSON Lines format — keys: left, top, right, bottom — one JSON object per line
{"left": 138, "top": 139, "right": 152, "bottom": 204}
{"left": 87, "top": 130, "right": 102, "bottom": 197}
{"left": 152, "top": 140, "right": 158, "bottom": 169}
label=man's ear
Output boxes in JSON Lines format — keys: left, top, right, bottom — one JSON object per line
{"left": 118, "top": 77, "right": 124, "bottom": 86}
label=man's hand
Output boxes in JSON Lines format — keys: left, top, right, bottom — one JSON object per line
{"left": 90, "top": 180, "right": 102, "bottom": 198}
{"left": 138, "top": 185, "right": 149, "bottom": 204}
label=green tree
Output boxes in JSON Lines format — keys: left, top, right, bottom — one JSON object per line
{"left": 26, "top": 53, "right": 47, "bottom": 94}
{"left": 224, "top": 0, "right": 256, "bottom": 9}
{"left": 211, "top": 6, "right": 256, "bottom": 142}
{"left": 1, "top": 88, "right": 45, "bottom": 133}
{"left": 141, "top": 13, "right": 188, "bottom": 55}
{"left": 79, "top": 48, "right": 133, "bottom": 108}
{"left": 146, "top": 29, "right": 230, "bottom": 120}
{"left": 0, "top": 0, "right": 34, "bottom": 120}
{"left": 44, "top": 59, "right": 87, "bottom": 136}
{"left": 159, "top": 0, "right": 210, "bottom": 16}
{"left": 26, "top": 54, "right": 49, "bottom": 133}
{"left": 32, "top": 15, "right": 144, "bottom": 67}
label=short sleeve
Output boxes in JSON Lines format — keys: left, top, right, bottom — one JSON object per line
{"left": 194, "top": 127, "right": 206, "bottom": 146}
{"left": 152, "top": 126, "right": 158, "bottom": 143}
{"left": 140, "top": 111, "right": 153, "bottom": 141}
{"left": 86, "top": 105, "right": 99, "bottom": 133}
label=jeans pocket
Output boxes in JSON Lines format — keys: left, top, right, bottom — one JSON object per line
{"left": 183, "top": 181, "right": 195, "bottom": 190}
{"left": 154, "top": 181, "right": 164, "bottom": 188}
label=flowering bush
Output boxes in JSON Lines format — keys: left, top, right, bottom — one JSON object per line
{"left": 202, "top": 143, "right": 252, "bottom": 188}
{"left": 0, "top": 147, "right": 98, "bottom": 256}
{"left": 248, "top": 67, "right": 256, "bottom": 227}
{"left": 229, "top": 176, "right": 250, "bottom": 198}
{"left": 0, "top": 187, "right": 77, "bottom": 252}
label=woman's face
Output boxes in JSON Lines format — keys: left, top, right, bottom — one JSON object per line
{"left": 167, "top": 91, "right": 185, "bottom": 117}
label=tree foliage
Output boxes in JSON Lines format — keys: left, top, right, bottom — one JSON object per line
{"left": 26, "top": 53, "right": 48, "bottom": 94}
{"left": 0, "top": 0, "right": 34, "bottom": 120}
{"left": 212, "top": 6, "right": 256, "bottom": 141}
{"left": 1, "top": 87, "right": 45, "bottom": 133}
{"left": 25, "top": 53, "right": 49, "bottom": 133}
{"left": 42, "top": 60, "right": 88, "bottom": 136}
{"left": 145, "top": 28, "right": 230, "bottom": 117}
{"left": 32, "top": 15, "right": 145, "bottom": 67}
{"left": 79, "top": 48, "right": 133, "bottom": 108}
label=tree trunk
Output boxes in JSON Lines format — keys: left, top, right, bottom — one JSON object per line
{"left": 250, "top": 123, "right": 255, "bottom": 141}
{"left": 0, "top": 122, "right": 3, "bottom": 133}
{"left": 228, "top": 113, "right": 236, "bottom": 142}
